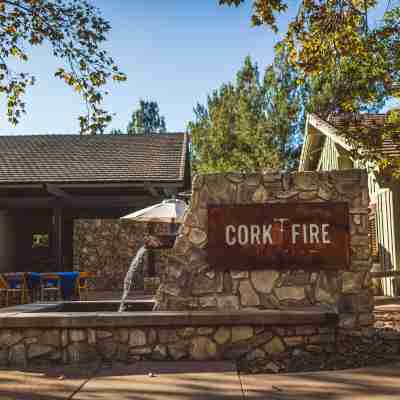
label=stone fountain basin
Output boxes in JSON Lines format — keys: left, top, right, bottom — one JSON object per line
{"left": 0, "top": 301, "right": 337, "bottom": 327}
{"left": 0, "top": 302, "right": 338, "bottom": 368}
{"left": 20, "top": 300, "right": 155, "bottom": 313}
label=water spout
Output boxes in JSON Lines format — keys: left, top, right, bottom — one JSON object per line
{"left": 119, "top": 245, "right": 148, "bottom": 312}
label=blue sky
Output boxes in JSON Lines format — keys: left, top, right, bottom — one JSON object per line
{"left": 0, "top": 0, "right": 392, "bottom": 135}
{"left": 0, "top": 0, "right": 301, "bottom": 135}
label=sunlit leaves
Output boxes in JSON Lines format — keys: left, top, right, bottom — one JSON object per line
{"left": 0, "top": 0, "right": 126, "bottom": 134}
{"left": 219, "top": 0, "right": 287, "bottom": 31}
{"left": 219, "top": 0, "right": 400, "bottom": 178}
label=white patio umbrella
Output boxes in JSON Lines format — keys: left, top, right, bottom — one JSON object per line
{"left": 121, "top": 198, "right": 188, "bottom": 224}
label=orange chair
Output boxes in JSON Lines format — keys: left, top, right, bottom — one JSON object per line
{"left": 0, "top": 274, "right": 9, "bottom": 307}
{"left": 3, "top": 273, "right": 30, "bottom": 305}
{"left": 75, "top": 272, "right": 94, "bottom": 300}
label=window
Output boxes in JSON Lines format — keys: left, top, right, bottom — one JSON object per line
{"left": 338, "top": 155, "right": 354, "bottom": 170}
{"left": 32, "top": 233, "right": 49, "bottom": 248}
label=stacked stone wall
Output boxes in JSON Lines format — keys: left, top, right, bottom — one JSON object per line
{"left": 155, "top": 171, "right": 374, "bottom": 332}
{"left": 73, "top": 219, "right": 170, "bottom": 291}
{"left": 2, "top": 321, "right": 400, "bottom": 372}
{"left": 4, "top": 316, "right": 400, "bottom": 372}
{"left": 0, "top": 323, "right": 336, "bottom": 372}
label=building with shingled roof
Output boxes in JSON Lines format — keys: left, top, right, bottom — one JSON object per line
{"left": 0, "top": 132, "right": 190, "bottom": 274}
{"left": 299, "top": 113, "right": 400, "bottom": 296}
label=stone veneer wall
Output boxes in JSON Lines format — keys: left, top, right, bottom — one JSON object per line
{"left": 73, "top": 219, "right": 171, "bottom": 291}
{"left": 375, "top": 309, "right": 400, "bottom": 331}
{"left": 155, "top": 171, "right": 374, "bottom": 332}
{"left": 0, "top": 323, "right": 337, "bottom": 372}
{"left": 3, "top": 312, "right": 400, "bottom": 371}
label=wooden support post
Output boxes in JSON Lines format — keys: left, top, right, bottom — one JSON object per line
{"left": 52, "top": 207, "right": 63, "bottom": 272}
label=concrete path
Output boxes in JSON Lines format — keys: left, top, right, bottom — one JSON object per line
{"left": 1, "top": 361, "right": 400, "bottom": 400}
{"left": 0, "top": 362, "right": 100, "bottom": 400}
{"left": 74, "top": 362, "right": 242, "bottom": 400}
{"left": 241, "top": 363, "right": 400, "bottom": 399}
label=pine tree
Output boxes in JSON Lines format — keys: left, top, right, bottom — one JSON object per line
{"left": 189, "top": 57, "right": 282, "bottom": 173}
{"left": 127, "top": 100, "right": 167, "bottom": 134}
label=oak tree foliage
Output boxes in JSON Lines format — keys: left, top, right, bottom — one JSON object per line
{"left": 0, "top": 0, "right": 126, "bottom": 134}
{"left": 127, "top": 100, "right": 166, "bottom": 134}
{"left": 219, "top": 0, "right": 400, "bottom": 178}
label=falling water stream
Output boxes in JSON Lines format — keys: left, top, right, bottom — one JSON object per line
{"left": 119, "top": 245, "right": 148, "bottom": 312}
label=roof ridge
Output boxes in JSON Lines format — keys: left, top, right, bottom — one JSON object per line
{"left": 0, "top": 132, "right": 185, "bottom": 139}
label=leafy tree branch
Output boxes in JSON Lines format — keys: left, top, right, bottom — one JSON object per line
{"left": 219, "top": 0, "right": 400, "bottom": 178}
{"left": 0, "top": 0, "right": 126, "bottom": 134}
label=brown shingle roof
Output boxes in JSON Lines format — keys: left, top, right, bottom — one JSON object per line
{"left": 326, "top": 113, "right": 400, "bottom": 158}
{"left": 0, "top": 133, "right": 188, "bottom": 184}
{"left": 327, "top": 113, "right": 386, "bottom": 130}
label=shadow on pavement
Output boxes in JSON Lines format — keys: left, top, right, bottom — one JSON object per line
{"left": 240, "top": 362, "right": 400, "bottom": 399}
{"left": 1, "top": 361, "right": 400, "bottom": 400}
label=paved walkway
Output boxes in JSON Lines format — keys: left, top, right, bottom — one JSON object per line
{"left": 1, "top": 361, "right": 400, "bottom": 400}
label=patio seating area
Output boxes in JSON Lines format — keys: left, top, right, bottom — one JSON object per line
{"left": 0, "top": 271, "right": 94, "bottom": 307}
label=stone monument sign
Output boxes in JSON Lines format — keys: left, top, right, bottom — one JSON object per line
{"left": 208, "top": 203, "right": 350, "bottom": 270}
{"left": 0, "top": 171, "right": 378, "bottom": 371}
{"left": 155, "top": 170, "right": 373, "bottom": 333}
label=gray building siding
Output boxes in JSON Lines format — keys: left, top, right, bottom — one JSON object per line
{"left": 309, "top": 127, "right": 400, "bottom": 295}
{"left": 376, "top": 189, "right": 397, "bottom": 270}
{"left": 317, "top": 137, "right": 340, "bottom": 171}
{"left": 374, "top": 188, "right": 400, "bottom": 295}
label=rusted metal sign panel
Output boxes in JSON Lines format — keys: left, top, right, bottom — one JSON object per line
{"left": 208, "top": 203, "right": 350, "bottom": 271}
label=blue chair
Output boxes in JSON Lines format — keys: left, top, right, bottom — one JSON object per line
{"left": 40, "top": 273, "right": 62, "bottom": 301}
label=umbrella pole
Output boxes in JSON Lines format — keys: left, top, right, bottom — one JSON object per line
{"left": 170, "top": 217, "right": 178, "bottom": 235}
